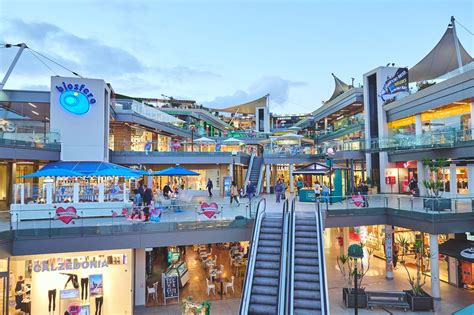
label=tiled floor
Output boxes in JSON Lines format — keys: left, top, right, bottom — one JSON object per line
{"left": 144, "top": 243, "right": 245, "bottom": 308}
{"left": 135, "top": 298, "right": 240, "bottom": 315}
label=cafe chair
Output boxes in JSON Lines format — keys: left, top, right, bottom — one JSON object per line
{"left": 206, "top": 278, "right": 216, "bottom": 296}
{"left": 146, "top": 284, "right": 157, "bottom": 303}
{"left": 224, "top": 276, "right": 235, "bottom": 294}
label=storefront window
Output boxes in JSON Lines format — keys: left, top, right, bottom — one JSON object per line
{"left": 9, "top": 250, "right": 133, "bottom": 315}
{"left": 441, "top": 167, "right": 469, "bottom": 194}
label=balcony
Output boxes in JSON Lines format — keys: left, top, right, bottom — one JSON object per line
{"left": 0, "top": 128, "right": 61, "bottom": 160}
{"left": 315, "top": 120, "right": 364, "bottom": 142}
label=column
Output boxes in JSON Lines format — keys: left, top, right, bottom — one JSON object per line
{"left": 417, "top": 161, "right": 426, "bottom": 196}
{"left": 449, "top": 163, "right": 457, "bottom": 197}
{"left": 429, "top": 234, "right": 441, "bottom": 299}
{"left": 123, "top": 182, "right": 127, "bottom": 201}
{"left": 384, "top": 225, "right": 394, "bottom": 280}
{"left": 415, "top": 114, "right": 422, "bottom": 146}
{"left": 98, "top": 183, "right": 105, "bottom": 202}
{"left": 470, "top": 103, "right": 474, "bottom": 134}
{"left": 46, "top": 183, "right": 53, "bottom": 204}
{"left": 265, "top": 164, "right": 271, "bottom": 194}
{"left": 229, "top": 163, "right": 234, "bottom": 179}
{"left": 324, "top": 117, "right": 328, "bottom": 130}
{"left": 73, "top": 183, "right": 79, "bottom": 203}
{"left": 289, "top": 164, "right": 294, "bottom": 193}
{"left": 467, "top": 164, "right": 474, "bottom": 196}
{"left": 342, "top": 227, "right": 349, "bottom": 257}
{"left": 134, "top": 249, "right": 146, "bottom": 306}
{"left": 19, "top": 183, "right": 24, "bottom": 205}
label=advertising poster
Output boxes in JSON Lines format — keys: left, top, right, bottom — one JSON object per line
{"left": 89, "top": 274, "right": 103, "bottom": 296}
{"left": 378, "top": 67, "right": 409, "bottom": 105}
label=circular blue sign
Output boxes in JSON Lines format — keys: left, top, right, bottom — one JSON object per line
{"left": 59, "top": 90, "right": 91, "bottom": 115}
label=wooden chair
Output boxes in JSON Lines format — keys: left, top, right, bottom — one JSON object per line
{"left": 224, "top": 276, "right": 235, "bottom": 294}
{"left": 206, "top": 278, "right": 216, "bottom": 296}
{"left": 146, "top": 284, "right": 157, "bottom": 303}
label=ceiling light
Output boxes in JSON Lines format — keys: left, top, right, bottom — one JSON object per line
{"left": 28, "top": 102, "right": 37, "bottom": 108}
{"left": 31, "top": 110, "right": 39, "bottom": 115}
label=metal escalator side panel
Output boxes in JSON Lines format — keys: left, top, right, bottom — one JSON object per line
{"left": 316, "top": 203, "right": 330, "bottom": 314}
{"left": 240, "top": 198, "right": 266, "bottom": 315}
{"left": 244, "top": 153, "right": 255, "bottom": 185}
{"left": 277, "top": 199, "right": 290, "bottom": 315}
{"left": 287, "top": 198, "right": 296, "bottom": 315}
{"left": 255, "top": 160, "right": 265, "bottom": 197}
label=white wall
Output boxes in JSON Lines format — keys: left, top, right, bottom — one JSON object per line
{"left": 12, "top": 249, "right": 132, "bottom": 315}
{"left": 134, "top": 249, "right": 146, "bottom": 306}
{"left": 50, "top": 76, "right": 110, "bottom": 162}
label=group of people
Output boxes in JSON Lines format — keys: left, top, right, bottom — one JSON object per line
{"left": 133, "top": 182, "right": 154, "bottom": 206}
{"left": 314, "top": 181, "right": 331, "bottom": 203}
{"left": 274, "top": 177, "right": 287, "bottom": 203}
{"left": 229, "top": 180, "right": 256, "bottom": 206}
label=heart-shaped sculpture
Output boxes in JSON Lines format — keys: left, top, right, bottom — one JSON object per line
{"left": 54, "top": 206, "right": 78, "bottom": 224}
{"left": 199, "top": 202, "right": 220, "bottom": 219}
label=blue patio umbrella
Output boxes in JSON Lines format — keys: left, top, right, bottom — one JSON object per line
{"left": 20, "top": 167, "right": 85, "bottom": 178}
{"left": 154, "top": 166, "right": 199, "bottom": 176}
{"left": 89, "top": 167, "right": 143, "bottom": 178}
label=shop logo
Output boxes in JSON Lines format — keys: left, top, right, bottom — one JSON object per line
{"left": 198, "top": 202, "right": 221, "bottom": 219}
{"left": 54, "top": 206, "right": 79, "bottom": 224}
{"left": 33, "top": 259, "right": 108, "bottom": 272}
{"left": 0, "top": 121, "right": 15, "bottom": 132}
{"left": 56, "top": 82, "right": 96, "bottom": 115}
{"left": 460, "top": 247, "right": 474, "bottom": 259}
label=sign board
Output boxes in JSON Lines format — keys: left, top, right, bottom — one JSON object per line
{"left": 162, "top": 275, "right": 179, "bottom": 305}
{"left": 60, "top": 289, "right": 79, "bottom": 299}
{"left": 378, "top": 67, "right": 409, "bottom": 105}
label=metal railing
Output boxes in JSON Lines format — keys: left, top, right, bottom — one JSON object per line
{"left": 239, "top": 198, "right": 266, "bottom": 315}
{"left": 316, "top": 202, "right": 329, "bottom": 314}
{"left": 287, "top": 198, "right": 296, "bottom": 314}
{"left": 0, "top": 127, "right": 60, "bottom": 150}
{"left": 277, "top": 199, "right": 290, "bottom": 314}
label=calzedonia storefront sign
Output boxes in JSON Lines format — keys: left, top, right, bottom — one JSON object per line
{"left": 33, "top": 259, "right": 108, "bottom": 272}
{"left": 55, "top": 82, "right": 97, "bottom": 115}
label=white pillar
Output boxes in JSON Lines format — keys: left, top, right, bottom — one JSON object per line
{"left": 19, "top": 183, "right": 24, "bottom": 205}
{"left": 265, "top": 164, "right": 271, "bottom": 194}
{"left": 229, "top": 163, "right": 234, "bottom": 179}
{"left": 46, "top": 183, "right": 53, "bottom": 204}
{"left": 449, "top": 163, "right": 457, "bottom": 197}
{"left": 73, "top": 183, "right": 79, "bottom": 203}
{"left": 415, "top": 114, "right": 422, "bottom": 136}
{"left": 468, "top": 164, "right": 474, "bottom": 196}
{"left": 429, "top": 234, "right": 441, "bottom": 299}
{"left": 417, "top": 161, "right": 426, "bottom": 196}
{"left": 324, "top": 117, "right": 328, "bottom": 130}
{"left": 98, "top": 183, "right": 105, "bottom": 202}
{"left": 384, "top": 225, "right": 394, "bottom": 280}
{"left": 342, "top": 227, "right": 350, "bottom": 257}
{"left": 470, "top": 103, "right": 474, "bottom": 132}
{"left": 289, "top": 164, "right": 294, "bottom": 193}
{"left": 134, "top": 248, "right": 146, "bottom": 306}
{"left": 13, "top": 184, "right": 18, "bottom": 204}
{"left": 123, "top": 182, "right": 127, "bottom": 201}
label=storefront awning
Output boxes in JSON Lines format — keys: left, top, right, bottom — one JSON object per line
{"left": 439, "top": 239, "right": 474, "bottom": 263}
{"left": 293, "top": 162, "right": 330, "bottom": 175}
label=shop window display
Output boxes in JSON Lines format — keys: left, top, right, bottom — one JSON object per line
{"left": 8, "top": 250, "right": 132, "bottom": 315}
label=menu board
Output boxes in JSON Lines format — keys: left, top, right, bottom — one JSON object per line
{"left": 164, "top": 275, "right": 179, "bottom": 299}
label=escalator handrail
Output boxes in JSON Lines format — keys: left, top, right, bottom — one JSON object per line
{"left": 239, "top": 197, "right": 266, "bottom": 315}
{"left": 255, "top": 159, "right": 265, "bottom": 196}
{"left": 287, "top": 198, "right": 296, "bottom": 315}
{"left": 277, "top": 199, "right": 290, "bottom": 314}
{"left": 316, "top": 202, "right": 330, "bottom": 314}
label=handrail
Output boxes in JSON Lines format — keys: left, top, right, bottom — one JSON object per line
{"left": 244, "top": 153, "right": 255, "bottom": 185}
{"left": 256, "top": 159, "right": 265, "bottom": 196}
{"left": 239, "top": 198, "right": 266, "bottom": 315}
{"left": 316, "top": 202, "right": 330, "bottom": 314}
{"left": 287, "top": 198, "right": 296, "bottom": 315}
{"left": 277, "top": 199, "right": 290, "bottom": 314}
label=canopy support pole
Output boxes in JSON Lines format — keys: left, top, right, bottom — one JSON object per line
{"left": 451, "top": 16, "right": 464, "bottom": 73}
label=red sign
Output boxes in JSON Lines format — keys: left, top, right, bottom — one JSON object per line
{"left": 395, "top": 161, "right": 414, "bottom": 168}
{"left": 385, "top": 176, "right": 396, "bottom": 185}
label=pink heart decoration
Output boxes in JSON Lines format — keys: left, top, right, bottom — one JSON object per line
{"left": 54, "top": 206, "right": 78, "bottom": 224}
{"left": 199, "top": 202, "right": 220, "bottom": 219}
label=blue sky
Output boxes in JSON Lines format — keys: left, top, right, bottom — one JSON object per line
{"left": 1, "top": 0, "right": 472, "bottom": 114}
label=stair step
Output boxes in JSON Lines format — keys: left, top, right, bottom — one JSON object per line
{"left": 295, "top": 243, "right": 318, "bottom": 251}
{"left": 294, "top": 280, "right": 321, "bottom": 291}
{"left": 254, "top": 269, "right": 279, "bottom": 278}
{"left": 249, "top": 294, "right": 277, "bottom": 307}
{"left": 251, "top": 284, "right": 278, "bottom": 296}
{"left": 294, "top": 272, "right": 320, "bottom": 282}
{"left": 258, "top": 246, "right": 282, "bottom": 255}
{"left": 295, "top": 264, "right": 319, "bottom": 274}
{"left": 253, "top": 276, "right": 279, "bottom": 287}
{"left": 295, "top": 231, "right": 318, "bottom": 238}
{"left": 248, "top": 303, "right": 277, "bottom": 315}
{"left": 260, "top": 233, "right": 282, "bottom": 241}
{"left": 294, "top": 299, "right": 322, "bottom": 311}
{"left": 296, "top": 225, "right": 317, "bottom": 232}
{"left": 295, "top": 251, "right": 318, "bottom": 259}
{"left": 295, "top": 257, "right": 319, "bottom": 266}
{"left": 260, "top": 227, "right": 282, "bottom": 234}
{"left": 256, "top": 253, "right": 280, "bottom": 262}
{"left": 255, "top": 260, "right": 280, "bottom": 270}
{"left": 258, "top": 240, "right": 281, "bottom": 247}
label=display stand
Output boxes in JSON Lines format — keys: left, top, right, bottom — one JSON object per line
{"left": 162, "top": 274, "right": 179, "bottom": 305}
{"left": 59, "top": 289, "right": 81, "bottom": 315}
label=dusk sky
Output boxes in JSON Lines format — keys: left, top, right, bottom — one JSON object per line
{"left": 1, "top": 0, "right": 472, "bottom": 114}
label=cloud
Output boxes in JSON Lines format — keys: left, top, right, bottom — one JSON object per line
{"left": 1, "top": 19, "right": 220, "bottom": 89}
{"left": 204, "top": 76, "right": 306, "bottom": 109}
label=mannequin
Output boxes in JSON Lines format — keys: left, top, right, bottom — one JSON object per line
{"left": 48, "top": 288, "right": 56, "bottom": 313}
{"left": 61, "top": 273, "right": 79, "bottom": 289}
{"left": 81, "top": 277, "right": 89, "bottom": 300}
{"left": 94, "top": 296, "right": 103, "bottom": 315}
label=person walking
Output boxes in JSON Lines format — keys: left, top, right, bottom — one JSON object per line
{"left": 274, "top": 179, "right": 282, "bottom": 203}
{"left": 281, "top": 180, "right": 287, "bottom": 200}
{"left": 206, "top": 178, "right": 213, "bottom": 197}
{"left": 230, "top": 181, "right": 240, "bottom": 206}
{"left": 245, "top": 181, "right": 255, "bottom": 204}
{"left": 321, "top": 183, "right": 330, "bottom": 204}
{"left": 143, "top": 185, "right": 153, "bottom": 206}
{"left": 409, "top": 177, "right": 419, "bottom": 197}
{"left": 163, "top": 182, "right": 172, "bottom": 198}
{"left": 296, "top": 178, "right": 303, "bottom": 195}
{"left": 314, "top": 181, "right": 321, "bottom": 202}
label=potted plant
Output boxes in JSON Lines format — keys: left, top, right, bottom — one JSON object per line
{"left": 422, "top": 159, "right": 451, "bottom": 212}
{"left": 397, "top": 236, "right": 434, "bottom": 311}
{"left": 337, "top": 243, "right": 373, "bottom": 308}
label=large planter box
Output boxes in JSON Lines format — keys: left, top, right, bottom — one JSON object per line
{"left": 342, "top": 288, "right": 367, "bottom": 309}
{"left": 423, "top": 198, "right": 451, "bottom": 212}
{"left": 404, "top": 290, "right": 434, "bottom": 311}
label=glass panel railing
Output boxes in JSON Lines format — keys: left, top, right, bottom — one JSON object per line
{"left": 0, "top": 127, "right": 60, "bottom": 149}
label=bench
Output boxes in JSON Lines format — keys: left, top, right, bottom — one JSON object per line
{"left": 366, "top": 291, "right": 410, "bottom": 312}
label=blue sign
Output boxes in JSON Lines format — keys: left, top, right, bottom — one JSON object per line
{"left": 56, "top": 82, "right": 96, "bottom": 115}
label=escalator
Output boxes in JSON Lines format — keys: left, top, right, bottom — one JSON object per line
{"left": 240, "top": 199, "right": 289, "bottom": 315}
{"left": 287, "top": 200, "right": 329, "bottom": 314}
{"left": 245, "top": 154, "right": 265, "bottom": 196}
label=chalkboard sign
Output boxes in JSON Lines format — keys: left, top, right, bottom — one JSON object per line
{"left": 163, "top": 275, "right": 179, "bottom": 304}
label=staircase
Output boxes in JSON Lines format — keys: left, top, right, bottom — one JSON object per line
{"left": 249, "top": 215, "right": 283, "bottom": 314}
{"left": 246, "top": 155, "right": 263, "bottom": 196}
